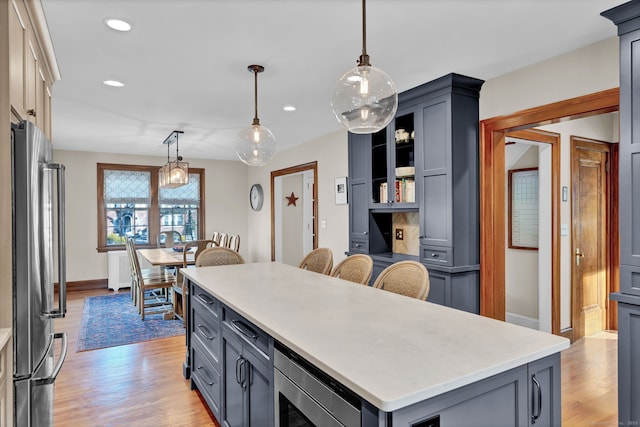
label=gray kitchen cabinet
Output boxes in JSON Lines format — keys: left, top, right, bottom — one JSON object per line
{"left": 602, "top": 3, "right": 640, "bottom": 425}
{"left": 186, "top": 280, "right": 274, "bottom": 427}
{"left": 221, "top": 308, "right": 274, "bottom": 427}
{"left": 348, "top": 132, "right": 371, "bottom": 254}
{"left": 347, "top": 73, "right": 483, "bottom": 313}
{"left": 527, "top": 354, "right": 561, "bottom": 426}
{"left": 392, "top": 354, "right": 560, "bottom": 427}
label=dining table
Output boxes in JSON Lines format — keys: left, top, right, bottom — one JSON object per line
{"left": 137, "top": 247, "right": 195, "bottom": 267}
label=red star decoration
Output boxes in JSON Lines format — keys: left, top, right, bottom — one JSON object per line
{"left": 286, "top": 192, "right": 299, "bottom": 206}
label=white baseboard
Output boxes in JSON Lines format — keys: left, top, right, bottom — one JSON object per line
{"left": 506, "top": 312, "right": 540, "bottom": 330}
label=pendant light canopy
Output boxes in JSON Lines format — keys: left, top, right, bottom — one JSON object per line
{"left": 331, "top": 0, "right": 398, "bottom": 134}
{"left": 236, "top": 64, "right": 276, "bottom": 166}
{"left": 159, "top": 130, "right": 189, "bottom": 189}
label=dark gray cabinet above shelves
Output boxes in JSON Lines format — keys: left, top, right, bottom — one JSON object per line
{"left": 348, "top": 73, "right": 484, "bottom": 314}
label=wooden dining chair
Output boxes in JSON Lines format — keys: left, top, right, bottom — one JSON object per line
{"left": 226, "top": 234, "right": 240, "bottom": 252}
{"left": 127, "top": 238, "right": 177, "bottom": 320}
{"left": 125, "top": 238, "right": 175, "bottom": 308}
{"left": 372, "top": 261, "right": 430, "bottom": 301}
{"left": 195, "top": 247, "right": 245, "bottom": 267}
{"left": 211, "top": 232, "right": 221, "bottom": 246}
{"left": 173, "top": 239, "right": 214, "bottom": 325}
{"left": 330, "top": 254, "right": 373, "bottom": 285}
{"left": 217, "top": 233, "right": 229, "bottom": 249}
{"left": 298, "top": 248, "right": 333, "bottom": 275}
{"left": 157, "top": 230, "right": 182, "bottom": 248}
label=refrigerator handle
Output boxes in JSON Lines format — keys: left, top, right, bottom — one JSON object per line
{"left": 34, "top": 332, "right": 68, "bottom": 386}
{"left": 45, "top": 163, "right": 66, "bottom": 318}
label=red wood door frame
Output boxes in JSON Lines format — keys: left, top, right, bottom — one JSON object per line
{"left": 479, "top": 88, "right": 619, "bottom": 335}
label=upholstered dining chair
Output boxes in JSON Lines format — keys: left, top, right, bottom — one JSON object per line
{"left": 298, "top": 248, "right": 333, "bottom": 275}
{"left": 127, "top": 238, "right": 177, "bottom": 320}
{"left": 173, "top": 239, "right": 215, "bottom": 324}
{"left": 157, "top": 230, "right": 182, "bottom": 248}
{"left": 372, "top": 261, "right": 430, "bottom": 301}
{"left": 330, "top": 254, "right": 373, "bottom": 285}
{"left": 195, "top": 246, "right": 245, "bottom": 267}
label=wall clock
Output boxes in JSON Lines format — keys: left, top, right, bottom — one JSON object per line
{"left": 250, "top": 184, "right": 264, "bottom": 211}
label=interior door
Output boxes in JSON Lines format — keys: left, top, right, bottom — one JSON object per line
{"left": 571, "top": 136, "right": 610, "bottom": 339}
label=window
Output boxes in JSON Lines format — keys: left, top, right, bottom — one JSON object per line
{"left": 97, "top": 163, "right": 205, "bottom": 251}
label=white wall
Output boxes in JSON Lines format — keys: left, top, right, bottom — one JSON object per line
{"left": 246, "top": 130, "right": 349, "bottom": 265}
{"left": 480, "top": 37, "right": 619, "bottom": 120}
{"left": 53, "top": 150, "right": 247, "bottom": 282}
{"left": 505, "top": 145, "right": 540, "bottom": 321}
{"left": 281, "top": 174, "right": 304, "bottom": 266}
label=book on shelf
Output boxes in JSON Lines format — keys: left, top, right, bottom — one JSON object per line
{"left": 380, "top": 182, "right": 388, "bottom": 203}
{"left": 394, "top": 179, "right": 415, "bottom": 203}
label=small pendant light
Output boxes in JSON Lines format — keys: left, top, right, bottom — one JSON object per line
{"left": 331, "top": 0, "right": 398, "bottom": 134}
{"left": 159, "top": 130, "right": 188, "bottom": 188}
{"left": 236, "top": 64, "right": 276, "bottom": 166}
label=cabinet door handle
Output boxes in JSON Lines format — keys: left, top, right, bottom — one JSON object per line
{"left": 27, "top": 108, "right": 37, "bottom": 117}
{"left": 196, "top": 366, "right": 215, "bottom": 386}
{"left": 354, "top": 243, "right": 361, "bottom": 248}
{"left": 235, "top": 356, "right": 243, "bottom": 385}
{"left": 196, "top": 293, "right": 215, "bottom": 306}
{"left": 431, "top": 253, "right": 439, "bottom": 258}
{"left": 531, "top": 374, "right": 542, "bottom": 424}
{"left": 233, "top": 356, "right": 249, "bottom": 390}
{"left": 362, "top": 231, "right": 368, "bottom": 235}
{"left": 196, "top": 324, "right": 214, "bottom": 340}
{"left": 231, "top": 319, "right": 259, "bottom": 341}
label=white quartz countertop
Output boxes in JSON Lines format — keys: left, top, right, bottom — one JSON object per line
{"left": 182, "top": 262, "right": 569, "bottom": 412}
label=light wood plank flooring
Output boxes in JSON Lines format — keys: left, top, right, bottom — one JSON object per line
{"left": 53, "top": 289, "right": 617, "bottom": 426}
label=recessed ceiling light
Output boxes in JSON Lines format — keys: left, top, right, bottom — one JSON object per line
{"left": 283, "top": 105, "right": 296, "bottom": 112}
{"left": 105, "top": 18, "right": 132, "bottom": 32}
{"left": 103, "top": 80, "right": 125, "bottom": 87}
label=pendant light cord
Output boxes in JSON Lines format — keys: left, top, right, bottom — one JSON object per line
{"left": 358, "top": 0, "right": 370, "bottom": 66}
{"left": 253, "top": 69, "right": 260, "bottom": 126}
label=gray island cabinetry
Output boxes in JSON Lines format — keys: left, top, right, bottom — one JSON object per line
{"left": 183, "top": 262, "right": 568, "bottom": 426}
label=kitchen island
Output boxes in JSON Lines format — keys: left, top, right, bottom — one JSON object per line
{"left": 182, "top": 262, "right": 569, "bottom": 426}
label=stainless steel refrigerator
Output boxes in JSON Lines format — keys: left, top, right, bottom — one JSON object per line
{"left": 12, "top": 121, "right": 68, "bottom": 426}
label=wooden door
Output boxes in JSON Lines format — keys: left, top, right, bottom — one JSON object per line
{"left": 571, "top": 137, "right": 610, "bottom": 339}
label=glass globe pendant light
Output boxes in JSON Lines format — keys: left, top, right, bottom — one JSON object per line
{"left": 331, "top": 0, "right": 398, "bottom": 134}
{"left": 236, "top": 64, "right": 276, "bottom": 166}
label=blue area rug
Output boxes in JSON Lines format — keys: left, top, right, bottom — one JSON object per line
{"left": 77, "top": 293, "right": 184, "bottom": 352}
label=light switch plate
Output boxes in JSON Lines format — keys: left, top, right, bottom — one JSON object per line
{"left": 320, "top": 219, "right": 327, "bottom": 229}
{"left": 561, "top": 224, "right": 568, "bottom": 236}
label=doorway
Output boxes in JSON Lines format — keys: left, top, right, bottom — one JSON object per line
{"left": 271, "top": 162, "right": 318, "bottom": 264}
{"left": 480, "top": 88, "right": 620, "bottom": 335}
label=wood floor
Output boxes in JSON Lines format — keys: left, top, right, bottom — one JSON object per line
{"left": 53, "top": 289, "right": 617, "bottom": 426}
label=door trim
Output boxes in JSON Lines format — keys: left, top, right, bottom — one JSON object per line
{"left": 480, "top": 88, "right": 619, "bottom": 335}
{"left": 271, "top": 162, "right": 318, "bottom": 261}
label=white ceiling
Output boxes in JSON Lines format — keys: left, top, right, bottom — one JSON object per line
{"left": 41, "top": 0, "right": 623, "bottom": 162}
